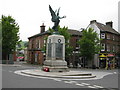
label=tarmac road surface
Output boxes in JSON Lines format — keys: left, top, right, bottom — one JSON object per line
{"left": 1, "top": 61, "right": 119, "bottom": 89}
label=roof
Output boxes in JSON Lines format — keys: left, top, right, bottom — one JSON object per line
{"left": 95, "top": 22, "right": 120, "bottom": 35}
{"left": 68, "top": 29, "right": 82, "bottom": 36}
{"left": 28, "top": 29, "right": 82, "bottom": 39}
{"left": 28, "top": 31, "right": 50, "bottom": 39}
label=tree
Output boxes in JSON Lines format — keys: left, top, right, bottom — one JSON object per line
{"left": 57, "top": 26, "right": 73, "bottom": 61}
{"left": 78, "top": 28, "right": 101, "bottom": 67}
{"left": 42, "top": 26, "right": 73, "bottom": 64}
{"left": 1, "top": 15, "right": 20, "bottom": 60}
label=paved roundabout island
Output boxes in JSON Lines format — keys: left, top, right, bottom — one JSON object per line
{"left": 14, "top": 68, "right": 114, "bottom": 80}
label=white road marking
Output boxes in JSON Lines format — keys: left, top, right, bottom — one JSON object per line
{"left": 14, "top": 70, "right": 105, "bottom": 89}
{"left": 81, "top": 83, "right": 90, "bottom": 85}
{"left": 88, "top": 86, "right": 96, "bottom": 88}
{"left": 69, "top": 81, "right": 77, "bottom": 84}
{"left": 75, "top": 83, "right": 85, "bottom": 86}
{"left": 64, "top": 81, "right": 73, "bottom": 84}
{"left": 113, "top": 72, "right": 117, "bottom": 74}
{"left": 93, "top": 85, "right": 104, "bottom": 88}
{"left": 64, "top": 81, "right": 77, "bottom": 84}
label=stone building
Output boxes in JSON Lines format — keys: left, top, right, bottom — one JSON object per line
{"left": 27, "top": 24, "right": 82, "bottom": 66}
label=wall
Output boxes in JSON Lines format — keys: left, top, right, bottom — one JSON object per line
{"left": 87, "top": 23, "right": 100, "bottom": 39}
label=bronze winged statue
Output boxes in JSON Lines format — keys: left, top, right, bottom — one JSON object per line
{"left": 49, "top": 5, "right": 66, "bottom": 31}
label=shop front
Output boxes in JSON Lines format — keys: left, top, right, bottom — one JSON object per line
{"left": 107, "top": 54, "right": 115, "bottom": 69}
{"left": 99, "top": 53, "right": 115, "bottom": 69}
{"left": 99, "top": 53, "right": 107, "bottom": 68}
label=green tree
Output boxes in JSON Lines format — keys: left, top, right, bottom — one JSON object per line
{"left": 42, "top": 26, "right": 73, "bottom": 64}
{"left": 1, "top": 15, "right": 20, "bottom": 60}
{"left": 57, "top": 26, "right": 73, "bottom": 61}
{"left": 78, "top": 28, "right": 101, "bottom": 67}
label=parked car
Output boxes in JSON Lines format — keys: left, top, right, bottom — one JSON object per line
{"left": 17, "top": 56, "right": 24, "bottom": 61}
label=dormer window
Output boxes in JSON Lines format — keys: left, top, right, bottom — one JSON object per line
{"left": 101, "top": 33, "right": 105, "bottom": 39}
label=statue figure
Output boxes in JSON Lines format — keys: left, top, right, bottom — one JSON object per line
{"left": 49, "top": 5, "right": 66, "bottom": 31}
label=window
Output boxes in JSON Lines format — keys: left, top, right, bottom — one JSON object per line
{"left": 44, "top": 40, "right": 46, "bottom": 46}
{"left": 36, "top": 40, "right": 40, "bottom": 49}
{"left": 39, "top": 40, "right": 41, "bottom": 48}
{"left": 101, "top": 43, "right": 105, "bottom": 51}
{"left": 76, "top": 39, "right": 79, "bottom": 48}
{"left": 101, "top": 33, "right": 105, "bottom": 39}
{"left": 29, "top": 41, "right": 32, "bottom": 49}
{"left": 113, "top": 35, "right": 115, "bottom": 40}
{"left": 107, "top": 34, "right": 110, "bottom": 39}
{"left": 67, "top": 40, "right": 70, "bottom": 47}
{"left": 113, "top": 45, "right": 115, "bottom": 52}
{"left": 67, "top": 40, "right": 70, "bottom": 43}
{"left": 116, "top": 45, "right": 119, "bottom": 52}
{"left": 107, "top": 44, "right": 110, "bottom": 52}
{"left": 36, "top": 39, "right": 38, "bottom": 48}
{"left": 31, "top": 40, "right": 34, "bottom": 48}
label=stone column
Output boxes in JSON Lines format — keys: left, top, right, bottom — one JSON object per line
{"left": 43, "top": 34, "right": 68, "bottom": 72}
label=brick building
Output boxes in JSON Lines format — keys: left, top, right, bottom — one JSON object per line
{"left": 27, "top": 24, "right": 82, "bottom": 66}
{"left": 87, "top": 20, "right": 120, "bottom": 68}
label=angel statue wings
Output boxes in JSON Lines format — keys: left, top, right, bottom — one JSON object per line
{"left": 49, "top": 5, "right": 66, "bottom": 31}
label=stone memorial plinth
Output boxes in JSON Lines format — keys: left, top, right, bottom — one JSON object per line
{"left": 43, "top": 34, "right": 68, "bottom": 72}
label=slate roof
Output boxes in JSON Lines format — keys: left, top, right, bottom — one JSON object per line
{"left": 95, "top": 22, "right": 120, "bottom": 35}
{"left": 68, "top": 29, "right": 82, "bottom": 36}
{"left": 28, "top": 31, "right": 50, "bottom": 39}
{"left": 28, "top": 29, "right": 82, "bottom": 39}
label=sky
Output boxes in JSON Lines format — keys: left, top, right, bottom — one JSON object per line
{"left": 1, "top": 0, "right": 119, "bottom": 41}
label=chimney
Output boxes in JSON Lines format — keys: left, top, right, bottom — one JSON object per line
{"left": 40, "top": 23, "right": 45, "bottom": 33}
{"left": 106, "top": 21, "right": 113, "bottom": 28}
{"left": 90, "top": 20, "right": 97, "bottom": 24}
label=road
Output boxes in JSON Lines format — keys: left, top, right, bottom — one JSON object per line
{"left": 1, "top": 61, "right": 119, "bottom": 89}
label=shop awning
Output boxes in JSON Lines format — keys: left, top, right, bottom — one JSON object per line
{"left": 99, "top": 54, "right": 107, "bottom": 58}
{"left": 107, "top": 54, "right": 114, "bottom": 57}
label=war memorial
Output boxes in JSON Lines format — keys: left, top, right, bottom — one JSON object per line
{"left": 20, "top": 5, "right": 96, "bottom": 79}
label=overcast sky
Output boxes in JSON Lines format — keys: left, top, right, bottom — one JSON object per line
{"left": 1, "top": 0, "right": 119, "bottom": 41}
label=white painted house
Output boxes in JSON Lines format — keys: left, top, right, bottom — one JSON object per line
{"left": 86, "top": 20, "right": 120, "bottom": 68}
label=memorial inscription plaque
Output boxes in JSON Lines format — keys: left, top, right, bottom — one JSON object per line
{"left": 56, "top": 43, "right": 63, "bottom": 59}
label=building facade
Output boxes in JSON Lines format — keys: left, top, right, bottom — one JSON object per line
{"left": 27, "top": 24, "right": 82, "bottom": 66}
{"left": 87, "top": 20, "right": 120, "bottom": 68}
